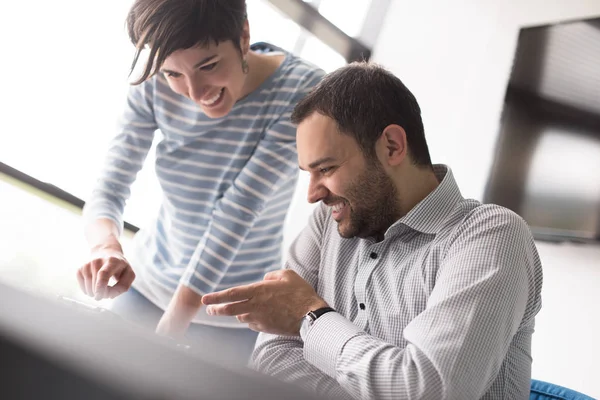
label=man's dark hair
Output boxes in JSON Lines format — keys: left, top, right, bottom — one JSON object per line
{"left": 126, "top": 0, "right": 247, "bottom": 84}
{"left": 291, "top": 62, "right": 432, "bottom": 167}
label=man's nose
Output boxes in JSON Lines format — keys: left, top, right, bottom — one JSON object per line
{"left": 307, "top": 177, "right": 328, "bottom": 204}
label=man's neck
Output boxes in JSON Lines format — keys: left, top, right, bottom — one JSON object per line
{"left": 395, "top": 165, "right": 440, "bottom": 219}
{"left": 368, "top": 165, "right": 440, "bottom": 241}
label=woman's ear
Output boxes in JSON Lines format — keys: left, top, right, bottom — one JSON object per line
{"left": 379, "top": 124, "right": 408, "bottom": 167}
{"left": 240, "top": 19, "right": 250, "bottom": 56}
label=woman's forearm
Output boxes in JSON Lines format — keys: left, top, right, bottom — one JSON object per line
{"left": 85, "top": 218, "right": 123, "bottom": 252}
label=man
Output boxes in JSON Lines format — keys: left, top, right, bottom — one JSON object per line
{"left": 202, "top": 63, "right": 543, "bottom": 399}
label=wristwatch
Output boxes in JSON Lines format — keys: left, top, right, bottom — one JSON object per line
{"left": 300, "top": 306, "right": 335, "bottom": 339}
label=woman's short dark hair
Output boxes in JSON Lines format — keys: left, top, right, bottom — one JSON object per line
{"left": 126, "top": 0, "right": 247, "bottom": 84}
{"left": 291, "top": 62, "right": 432, "bottom": 167}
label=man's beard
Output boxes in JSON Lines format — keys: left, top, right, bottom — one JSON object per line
{"left": 332, "top": 160, "right": 400, "bottom": 240}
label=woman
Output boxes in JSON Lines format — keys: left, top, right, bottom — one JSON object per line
{"left": 76, "top": 0, "right": 323, "bottom": 364}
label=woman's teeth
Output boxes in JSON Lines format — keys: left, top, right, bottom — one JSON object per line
{"left": 201, "top": 88, "right": 223, "bottom": 105}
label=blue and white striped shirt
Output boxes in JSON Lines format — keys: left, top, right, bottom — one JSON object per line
{"left": 84, "top": 45, "right": 324, "bottom": 327}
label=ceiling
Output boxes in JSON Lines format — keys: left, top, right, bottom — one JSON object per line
{"left": 509, "top": 17, "right": 600, "bottom": 116}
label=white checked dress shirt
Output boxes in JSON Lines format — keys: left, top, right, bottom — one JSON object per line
{"left": 251, "top": 165, "right": 543, "bottom": 400}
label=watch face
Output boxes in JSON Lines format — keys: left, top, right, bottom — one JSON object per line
{"left": 300, "top": 315, "right": 312, "bottom": 340}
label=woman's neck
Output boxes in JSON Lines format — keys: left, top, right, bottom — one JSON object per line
{"left": 239, "top": 50, "right": 285, "bottom": 100}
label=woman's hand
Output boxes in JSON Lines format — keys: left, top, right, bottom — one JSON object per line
{"left": 77, "top": 240, "right": 135, "bottom": 301}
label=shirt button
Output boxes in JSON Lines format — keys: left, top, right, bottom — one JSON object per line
{"left": 370, "top": 252, "right": 378, "bottom": 259}
{"left": 359, "top": 303, "right": 366, "bottom": 310}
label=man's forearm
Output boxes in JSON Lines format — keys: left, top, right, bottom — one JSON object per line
{"left": 252, "top": 333, "right": 349, "bottom": 400}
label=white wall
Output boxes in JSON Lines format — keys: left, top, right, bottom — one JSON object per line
{"left": 369, "top": 0, "right": 600, "bottom": 397}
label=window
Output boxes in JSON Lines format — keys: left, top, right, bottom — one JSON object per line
{"left": 0, "top": 0, "right": 388, "bottom": 298}
{"left": 310, "top": 0, "right": 373, "bottom": 38}
{"left": 248, "top": 0, "right": 303, "bottom": 52}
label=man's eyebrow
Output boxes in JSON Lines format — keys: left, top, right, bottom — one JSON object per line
{"left": 299, "top": 157, "right": 337, "bottom": 171}
{"left": 160, "top": 55, "right": 218, "bottom": 74}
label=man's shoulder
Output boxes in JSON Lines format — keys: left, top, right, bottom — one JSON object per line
{"left": 462, "top": 203, "right": 530, "bottom": 232}
{"left": 445, "top": 201, "right": 536, "bottom": 253}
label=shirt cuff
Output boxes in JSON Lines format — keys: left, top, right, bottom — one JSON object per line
{"left": 303, "top": 312, "right": 363, "bottom": 378}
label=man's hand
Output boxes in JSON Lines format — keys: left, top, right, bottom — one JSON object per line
{"left": 77, "top": 243, "right": 135, "bottom": 301}
{"left": 202, "top": 270, "right": 328, "bottom": 336}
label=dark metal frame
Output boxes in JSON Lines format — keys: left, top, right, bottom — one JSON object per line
{"left": 266, "top": 0, "right": 371, "bottom": 62}
{"left": 484, "top": 85, "right": 600, "bottom": 244}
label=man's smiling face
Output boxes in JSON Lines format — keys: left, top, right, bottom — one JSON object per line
{"left": 297, "top": 112, "right": 400, "bottom": 239}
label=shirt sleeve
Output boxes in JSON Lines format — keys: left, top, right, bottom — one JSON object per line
{"left": 301, "top": 206, "right": 539, "bottom": 400}
{"left": 180, "top": 69, "right": 324, "bottom": 294}
{"left": 251, "top": 204, "right": 350, "bottom": 399}
{"left": 83, "top": 80, "right": 157, "bottom": 234}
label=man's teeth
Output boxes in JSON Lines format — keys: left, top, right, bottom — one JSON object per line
{"left": 332, "top": 203, "right": 345, "bottom": 212}
{"left": 201, "top": 89, "right": 223, "bottom": 105}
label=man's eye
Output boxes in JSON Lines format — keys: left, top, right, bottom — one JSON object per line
{"left": 320, "top": 167, "right": 333, "bottom": 174}
{"left": 200, "top": 62, "right": 218, "bottom": 71}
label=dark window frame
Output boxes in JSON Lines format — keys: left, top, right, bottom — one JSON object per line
{"left": 0, "top": 162, "right": 140, "bottom": 233}
{"left": 266, "top": 0, "right": 372, "bottom": 62}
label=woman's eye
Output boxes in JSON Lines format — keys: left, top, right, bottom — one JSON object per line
{"left": 164, "top": 72, "right": 181, "bottom": 78}
{"left": 200, "top": 62, "right": 218, "bottom": 71}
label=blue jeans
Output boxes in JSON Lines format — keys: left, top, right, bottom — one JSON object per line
{"left": 110, "top": 287, "right": 258, "bottom": 366}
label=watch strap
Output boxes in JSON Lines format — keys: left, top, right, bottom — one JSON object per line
{"left": 307, "top": 306, "right": 335, "bottom": 322}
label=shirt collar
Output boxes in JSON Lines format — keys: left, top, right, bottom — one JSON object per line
{"left": 385, "top": 164, "right": 463, "bottom": 237}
